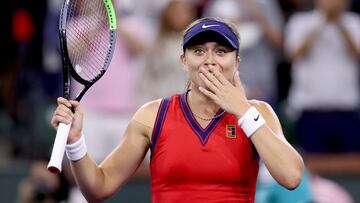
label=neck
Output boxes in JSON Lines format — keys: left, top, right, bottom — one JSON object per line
{"left": 187, "top": 88, "right": 220, "bottom": 117}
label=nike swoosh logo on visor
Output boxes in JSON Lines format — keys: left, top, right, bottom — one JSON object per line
{"left": 202, "top": 24, "right": 220, "bottom": 29}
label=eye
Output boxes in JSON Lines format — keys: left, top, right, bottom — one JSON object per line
{"left": 216, "top": 49, "right": 226, "bottom": 56}
{"left": 194, "top": 48, "right": 205, "bottom": 55}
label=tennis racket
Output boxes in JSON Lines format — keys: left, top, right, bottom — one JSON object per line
{"left": 48, "top": 0, "right": 117, "bottom": 174}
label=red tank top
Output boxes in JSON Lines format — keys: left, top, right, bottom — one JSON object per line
{"left": 150, "top": 92, "right": 259, "bottom": 203}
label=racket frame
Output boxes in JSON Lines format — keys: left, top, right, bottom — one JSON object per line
{"left": 48, "top": 0, "right": 117, "bottom": 173}
{"left": 59, "top": 0, "right": 117, "bottom": 101}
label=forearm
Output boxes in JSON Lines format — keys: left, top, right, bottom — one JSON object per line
{"left": 337, "top": 22, "right": 360, "bottom": 58}
{"left": 254, "top": 13, "right": 283, "bottom": 49}
{"left": 51, "top": 99, "right": 149, "bottom": 202}
{"left": 251, "top": 125, "right": 304, "bottom": 189}
{"left": 69, "top": 120, "right": 151, "bottom": 202}
{"left": 243, "top": 1, "right": 282, "bottom": 50}
{"left": 289, "top": 31, "right": 319, "bottom": 62}
{"left": 69, "top": 154, "right": 110, "bottom": 202}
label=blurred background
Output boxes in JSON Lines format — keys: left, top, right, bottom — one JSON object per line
{"left": 0, "top": 0, "right": 360, "bottom": 202}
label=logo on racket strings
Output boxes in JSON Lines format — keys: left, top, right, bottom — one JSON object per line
{"left": 75, "top": 64, "right": 82, "bottom": 73}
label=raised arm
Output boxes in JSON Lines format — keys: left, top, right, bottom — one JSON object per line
{"left": 240, "top": 0, "right": 283, "bottom": 49}
{"left": 51, "top": 98, "right": 158, "bottom": 202}
{"left": 249, "top": 100, "right": 304, "bottom": 190}
{"left": 198, "top": 66, "right": 304, "bottom": 190}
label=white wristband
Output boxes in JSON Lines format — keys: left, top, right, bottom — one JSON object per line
{"left": 65, "top": 134, "right": 87, "bottom": 161}
{"left": 237, "top": 106, "right": 266, "bottom": 138}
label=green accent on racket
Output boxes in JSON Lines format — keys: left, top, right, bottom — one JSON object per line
{"left": 103, "top": 0, "right": 117, "bottom": 30}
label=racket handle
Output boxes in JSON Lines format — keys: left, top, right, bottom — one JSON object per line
{"left": 47, "top": 122, "right": 71, "bottom": 174}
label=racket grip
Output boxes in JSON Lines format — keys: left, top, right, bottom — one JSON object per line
{"left": 47, "top": 122, "right": 71, "bottom": 174}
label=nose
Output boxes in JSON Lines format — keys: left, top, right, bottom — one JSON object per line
{"left": 204, "top": 52, "right": 216, "bottom": 67}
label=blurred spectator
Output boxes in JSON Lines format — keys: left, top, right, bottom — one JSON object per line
{"left": 0, "top": 1, "right": 18, "bottom": 158}
{"left": 137, "top": 0, "right": 197, "bottom": 103}
{"left": 311, "top": 174, "right": 355, "bottom": 203}
{"left": 117, "top": 0, "right": 171, "bottom": 19}
{"left": 0, "top": 1, "right": 18, "bottom": 167}
{"left": 16, "top": 160, "right": 70, "bottom": 203}
{"left": 0, "top": 1, "right": 20, "bottom": 120}
{"left": 276, "top": 0, "right": 317, "bottom": 105}
{"left": 42, "top": 0, "right": 63, "bottom": 100}
{"left": 285, "top": 0, "right": 360, "bottom": 152}
{"left": 278, "top": 0, "right": 303, "bottom": 21}
{"left": 203, "top": 0, "right": 284, "bottom": 104}
{"left": 0, "top": 0, "right": 50, "bottom": 159}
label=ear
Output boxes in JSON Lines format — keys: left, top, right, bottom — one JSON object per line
{"left": 180, "top": 54, "right": 187, "bottom": 71}
{"left": 236, "top": 54, "right": 241, "bottom": 67}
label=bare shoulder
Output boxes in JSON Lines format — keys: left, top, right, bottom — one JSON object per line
{"left": 138, "top": 99, "right": 162, "bottom": 113}
{"left": 248, "top": 100, "right": 275, "bottom": 115}
{"left": 130, "top": 99, "right": 162, "bottom": 141}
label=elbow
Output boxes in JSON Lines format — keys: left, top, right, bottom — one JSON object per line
{"left": 283, "top": 171, "right": 302, "bottom": 190}
{"left": 87, "top": 198, "right": 103, "bottom": 203}
{"left": 86, "top": 194, "right": 112, "bottom": 203}
{"left": 84, "top": 194, "right": 106, "bottom": 203}
{"left": 282, "top": 162, "right": 304, "bottom": 190}
{"left": 269, "top": 167, "right": 303, "bottom": 190}
{"left": 81, "top": 183, "right": 113, "bottom": 203}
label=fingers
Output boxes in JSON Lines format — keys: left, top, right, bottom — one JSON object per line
{"left": 199, "top": 73, "right": 219, "bottom": 93}
{"left": 70, "top": 100, "right": 83, "bottom": 119}
{"left": 57, "top": 97, "right": 72, "bottom": 108}
{"left": 200, "top": 67, "right": 232, "bottom": 87}
{"left": 198, "top": 86, "right": 218, "bottom": 102}
{"left": 51, "top": 97, "right": 76, "bottom": 129}
{"left": 70, "top": 100, "right": 81, "bottom": 112}
{"left": 199, "top": 67, "right": 222, "bottom": 91}
{"left": 208, "top": 67, "right": 229, "bottom": 85}
{"left": 199, "top": 67, "right": 235, "bottom": 95}
{"left": 51, "top": 106, "right": 73, "bottom": 129}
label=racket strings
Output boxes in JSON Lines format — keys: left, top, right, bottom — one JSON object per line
{"left": 66, "top": 0, "right": 112, "bottom": 81}
{"left": 69, "top": 5, "right": 108, "bottom": 77}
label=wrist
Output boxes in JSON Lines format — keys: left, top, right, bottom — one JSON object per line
{"left": 65, "top": 133, "right": 87, "bottom": 161}
{"left": 235, "top": 103, "right": 252, "bottom": 119}
{"left": 237, "top": 106, "right": 266, "bottom": 138}
{"left": 67, "top": 131, "right": 82, "bottom": 144}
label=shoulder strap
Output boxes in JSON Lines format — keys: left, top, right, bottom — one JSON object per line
{"left": 151, "top": 97, "right": 171, "bottom": 158}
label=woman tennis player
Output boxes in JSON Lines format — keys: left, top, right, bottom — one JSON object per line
{"left": 51, "top": 17, "right": 304, "bottom": 202}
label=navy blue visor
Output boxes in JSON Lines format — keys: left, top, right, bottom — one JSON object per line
{"left": 183, "top": 20, "right": 239, "bottom": 51}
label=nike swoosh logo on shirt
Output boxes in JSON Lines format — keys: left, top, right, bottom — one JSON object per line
{"left": 254, "top": 115, "right": 260, "bottom": 121}
{"left": 202, "top": 24, "right": 220, "bottom": 29}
